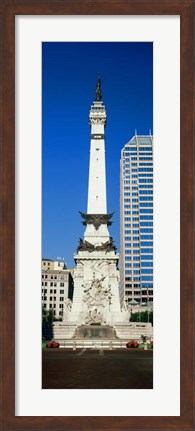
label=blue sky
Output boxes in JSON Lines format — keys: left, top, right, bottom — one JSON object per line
{"left": 42, "top": 42, "right": 153, "bottom": 267}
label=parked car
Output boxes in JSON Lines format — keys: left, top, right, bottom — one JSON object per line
{"left": 46, "top": 341, "right": 59, "bottom": 348}
{"left": 126, "top": 341, "right": 139, "bottom": 348}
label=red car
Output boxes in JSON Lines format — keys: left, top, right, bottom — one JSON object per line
{"left": 46, "top": 341, "right": 59, "bottom": 348}
{"left": 126, "top": 341, "right": 139, "bottom": 348}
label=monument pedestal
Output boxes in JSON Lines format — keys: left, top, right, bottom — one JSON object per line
{"left": 75, "top": 325, "right": 116, "bottom": 339}
{"left": 69, "top": 234, "right": 125, "bottom": 326}
{"left": 63, "top": 235, "right": 130, "bottom": 330}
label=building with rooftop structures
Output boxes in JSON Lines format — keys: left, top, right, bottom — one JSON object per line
{"left": 42, "top": 258, "right": 66, "bottom": 272}
{"left": 42, "top": 259, "right": 74, "bottom": 320}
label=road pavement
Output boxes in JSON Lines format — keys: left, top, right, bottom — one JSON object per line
{"left": 42, "top": 348, "right": 153, "bottom": 389}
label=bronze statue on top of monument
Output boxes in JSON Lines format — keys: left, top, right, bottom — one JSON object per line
{"left": 95, "top": 72, "right": 102, "bottom": 101}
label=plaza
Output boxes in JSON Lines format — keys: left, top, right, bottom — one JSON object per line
{"left": 42, "top": 348, "right": 153, "bottom": 389}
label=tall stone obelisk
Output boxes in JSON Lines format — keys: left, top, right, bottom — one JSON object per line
{"left": 87, "top": 74, "right": 107, "bottom": 215}
{"left": 67, "top": 75, "right": 125, "bottom": 326}
{"left": 83, "top": 74, "right": 111, "bottom": 247}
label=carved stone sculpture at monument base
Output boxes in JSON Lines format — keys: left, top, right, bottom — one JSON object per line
{"left": 63, "top": 232, "right": 129, "bottom": 326}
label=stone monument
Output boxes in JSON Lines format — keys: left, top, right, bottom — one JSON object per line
{"left": 58, "top": 75, "right": 152, "bottom": 342}
{"left": 64, "top": 75, "right": 128, "bottom": 327}
{"left": 53, "top": 75, "right": 152, "bottom": 347}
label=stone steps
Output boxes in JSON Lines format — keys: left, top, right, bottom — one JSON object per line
{"left": 114, "top": 323, "right": 153, "bottom": 340}
{"left": 48, "top": 323, "right": 153, "bottom": 342}
{"left": 52, "top": 324, "right": 77, "bottom": 340}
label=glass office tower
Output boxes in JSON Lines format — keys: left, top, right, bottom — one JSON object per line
{"left": 120, "top": 135, "right": 153, "bottom": 305}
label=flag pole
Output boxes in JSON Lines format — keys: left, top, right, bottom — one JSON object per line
{"left": 147, "top": 287, "right": 149, "bottom": 322}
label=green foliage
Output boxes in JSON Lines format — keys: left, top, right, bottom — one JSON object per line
{"left": 42, "top": 306, "right": 48, "bottom": 323}
{"left": 130, "top": 310, "right": 153, "bottom": 326}
{"left": 42, "top": 337, "right": 47, "bottom": 349}
{"left": 42, "top": 306, "right": 55, "bottom": 323}
{"left": 147, "top": 343, "right": 152, "bottom": 349}
{"left": 138, "top": 343, "right": 144, "bottom": 349}
{"left": 48, "top": 308, "right": 54, "bottom": 323}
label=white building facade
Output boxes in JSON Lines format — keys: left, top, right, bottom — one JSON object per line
{"left": 42, "top": 259, "right": 73, "bottom": 319}
{"left": 120, "top": 135, "right": 153, "bottom": 304}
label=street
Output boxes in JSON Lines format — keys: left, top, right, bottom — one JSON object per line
{"left": 42, "top": 348, "right": 153, "bottom": 389}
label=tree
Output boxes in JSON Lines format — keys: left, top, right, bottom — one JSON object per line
{"left": 42, "top": 305, "right": 48, "bottom": 323}
{"left": 130, "top": 310, "right": 153, "bottom": 326}
{"left": 47, "top": 308, "right": 54, "bottom": 323}
{"left": 42, "top": 306, "right": 55, "bottom": 323}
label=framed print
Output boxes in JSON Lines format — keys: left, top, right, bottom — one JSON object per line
{"left": 16, "top": 15, "right": 179, "bottom": 413}
{"left": 1, "top": 1, "right": 194, "bottom": 430}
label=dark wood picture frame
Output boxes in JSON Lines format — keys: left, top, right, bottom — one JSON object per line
{"left": 1, "top": 0, "right": 194, "bottom": 430}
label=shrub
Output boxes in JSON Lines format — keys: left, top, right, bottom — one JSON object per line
{"left": 138, "top": 343, "right": 144, "bottom": 349}
{"left": 42, "top": 337, "right": 47, "bottom": 349}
